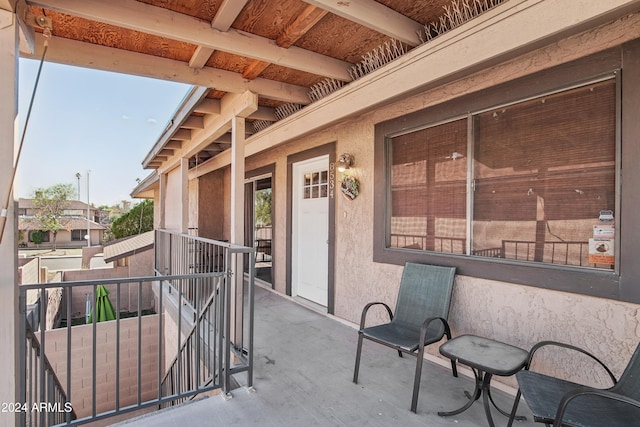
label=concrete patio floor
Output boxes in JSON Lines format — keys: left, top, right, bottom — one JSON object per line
{"left": 114, "top": 285, "right": 536, "bottom": 427}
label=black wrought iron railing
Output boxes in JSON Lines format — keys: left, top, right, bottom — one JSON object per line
{"left": 18, "top": 230, "right": 255, "bottom": 426}
{"left": 23, "top": 322, "right": 77, "bottom": 427}
{"left": 154, "top": 230, "right": 255, "bottom": 403}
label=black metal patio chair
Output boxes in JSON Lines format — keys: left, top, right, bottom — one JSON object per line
{"left": 353, "top": 262, "right": 457, "bottom": 413}
{"left": 507, "top": 340, "right": 640, "bottom": 427}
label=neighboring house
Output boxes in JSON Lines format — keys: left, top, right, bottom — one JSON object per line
{"left": 103, "top": 230, "right": 155, "bottom": 277}
{"left": 17, "top": 198, "right": 106, "bottom": 248}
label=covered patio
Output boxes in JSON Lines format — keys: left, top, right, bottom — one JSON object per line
{"left": 3, "top": 1, "right": 640, "bottom": 426}
{"left": 116, "top": 285, "right": 536, "bottom": 427}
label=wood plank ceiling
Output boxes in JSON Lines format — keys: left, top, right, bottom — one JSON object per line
{"left": 22, "top": 0, "right": 500, "bottom": 169}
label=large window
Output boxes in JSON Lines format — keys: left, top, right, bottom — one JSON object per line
{"left": 386, "top": 78, "right": 617, "bottom": 272}
{"left": 72, "top": 229, "right": 87, "bottom": 241}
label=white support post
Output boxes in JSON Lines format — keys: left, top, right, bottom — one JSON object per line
{"left": 230, "top": 116, "right": 245, "bottom": 347}
{"left": 180, "top": 158, "right": 189, "bottom": 233}
{"left": 0, "top": 7, "right": 21, "bottom": 427}
{"left": 158, "top": 172, "right": 167, "bottom": 229}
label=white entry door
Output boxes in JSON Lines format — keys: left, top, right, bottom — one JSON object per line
{"left": 292, "top": 155, "right": 329, "bottom": 306}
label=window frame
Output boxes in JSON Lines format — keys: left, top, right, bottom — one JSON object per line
{"left": 373, "top": 46, "right": 640, "bottom": 303}
{"left": 71, "top": 229, "right": 87, "bottom": 241}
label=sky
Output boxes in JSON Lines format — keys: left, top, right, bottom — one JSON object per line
{"left": 16, "top": 58, "right": 191, "bottom": 207}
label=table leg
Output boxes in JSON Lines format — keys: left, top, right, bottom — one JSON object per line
{"left": 481, "top": 373, "right": 497, "bottom": 427}
{"left": 481, "top": 373, "right": 527, "bottom": 423}
{"left": 438, "top": 368, "right": 483, "bottom": 417}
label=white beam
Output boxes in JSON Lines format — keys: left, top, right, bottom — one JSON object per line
{"left": 158, "top": 173, "right": 167, "bottom": 229}
{"left": 248, "top": 106, "right": 277, "bottom": 121}
{"left": 144, "top": 86, "right": 209, "bottom": 168}
{"left": 302, "top": 0, "right": 423, "bottom": 46}
{"left": 193, "top": 98, "right": 221, "bottom": 114}
{"left": 29, "top": 0, "right": 353, "bottom": 81}
{"left": 25, "top": 33, "right": 311, "bottom": 105}
{"left": 179, "top": 158, "right": 189, "bottom": 232}
{"left": 158, "top": 91, "right": 258, "bottom": 174}
{"left": 188, "top": 45, "right": 214, "bottom": 69}
{"left": 229, "top": 116, "right": 245, "bottom": 246}
{"left": 213, "top": 0, "right": 250, "bottom": 30}
{"left": 0, "top": 12, "right": 20, "bottom": 422}
{"left": 188, "top": 0, "right": 250, "bottom": 68}
{"left": 229, "top": 115, "right": 245, "bottom": 347}
{"left": 181, "top": 116, "right": 205, "bottom": 129}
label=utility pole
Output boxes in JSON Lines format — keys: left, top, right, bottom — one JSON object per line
{"left": 75, "top": 172, "right": 81, "bottom": 200}
{"left": 86, "top": 170, "right": 91, "bottom": 247}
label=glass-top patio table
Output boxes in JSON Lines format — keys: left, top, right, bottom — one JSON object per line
{"left": 438, "top": 334, "right": 528, "bottom": 427}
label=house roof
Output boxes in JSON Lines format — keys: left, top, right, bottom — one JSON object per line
{"left": 18, "top": 217, "right": 107, "bottom": 231}
{"left": 103, "top": 230, "right": 154, "bottom": 263}
{"left": 19, "top": 198, "right": 98, "bottom": 211}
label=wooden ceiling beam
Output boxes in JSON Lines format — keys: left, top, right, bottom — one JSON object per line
{"left": 172, "top": 129, "right": 192, "bottom": 141}
{"left": 277, "top": 5, "right": 329, "bottom": 47}
{"left": 158, "top": 90, "right": 258, "bottom": 173}
{"left": 302, "top": 0, "right": 423, "bottom": 46}
{"left": 26, "top": 33, "right": 312, "bottom": 105}
{"left": 188, "top": 45, "right": 214, "bottom": 69}
{"left": 30, "top": 0, "right": 353, "bottom": 81}
{"left": 188, "top": 0, "right": 250, "bottom": 69}
{"left": 248, "top": 107, "right": 276, "bottom": 122}
{"left": 243, "top": 62, "right": 271, "bottom": 81}
{"left": 243, "top": 5, "right": 328, "bottom": 80}
{"left": 181, "top": 116, "right": 205, "bottom": 130}
{"left": 193, "top": 99, "right": 221, "bottom": 114}
{"left": 165, "top": 140, "right": 182, "bottom": 149}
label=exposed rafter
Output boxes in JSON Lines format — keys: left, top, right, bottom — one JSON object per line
{"left": 303, "top": 0, "right": 423, "bottom": 46}
{"left": 188, "top": 0, "right": 251, "bottom": 69}
{"left": 29, "top": 0, "right": 353, "bottom": 81}
{"left": 157, "top": 91, "right": 259, "bottom": 173}
{"left": 243, "top": 5, "right": 329, "bottom": 80}
{"left": 25, "top": 33, "right": 312, "bottom": 105}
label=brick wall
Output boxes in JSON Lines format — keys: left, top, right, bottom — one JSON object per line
{"left": 41, "top": 314, "right": 161, "bottom": 419}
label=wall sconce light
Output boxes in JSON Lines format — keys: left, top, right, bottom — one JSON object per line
{"left": 336, "top": 153, "right": 355, "bottom": 172}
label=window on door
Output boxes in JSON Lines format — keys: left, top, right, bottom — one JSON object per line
{"left": 303, "top": 171, "right": 328, "bottom": 199}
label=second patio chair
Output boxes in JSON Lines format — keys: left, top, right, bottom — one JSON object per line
{"left": 353, "top": 262, "right": 457, "bottom": 413}
{"left": 507, "top": 340, "right": 640, "bottom": 427}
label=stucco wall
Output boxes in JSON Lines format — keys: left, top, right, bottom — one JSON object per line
{"left": 190, "top": 12, "right": 640, "bottom": 389}
{"left": 21, "top": 228, "right": 104, "bottom": 248}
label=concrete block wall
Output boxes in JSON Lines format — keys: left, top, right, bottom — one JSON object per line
{"left": 41, "top": 314, "right": 161, "bottom": 419}
{"left": 18, "top": 257, "right": 39, "bottom": 285}
{"left": 63, "top": 268, "right": 155, "bottom": 319}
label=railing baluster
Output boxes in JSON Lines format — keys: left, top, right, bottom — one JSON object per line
{"left": 116, "top": 282, "right": 121, "bottom": 411}
{"left": 19, "top": 230, "right": 254, "bottom": 425}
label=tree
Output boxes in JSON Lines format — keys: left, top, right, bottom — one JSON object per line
{"left": 110, "top": 199, "right": 154, "bottom": 240}
{"left": 255, "top": 188, "right": 272, "bottom": 226}
{"left": 33, "top": 183, "right": 75, "bottom": 250}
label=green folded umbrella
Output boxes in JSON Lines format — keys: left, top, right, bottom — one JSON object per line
{"left": 87, "top": 284, "right": 116, "bottom": 323}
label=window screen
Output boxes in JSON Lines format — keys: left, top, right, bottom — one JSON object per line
{"left": 386, "top": 79, "right": 616, "bottom": 270}
{"left": 389, "top": 118, "right": 467, "bottom": 253}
